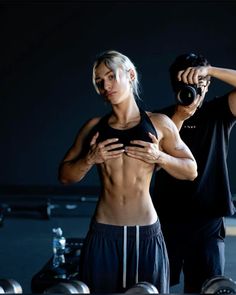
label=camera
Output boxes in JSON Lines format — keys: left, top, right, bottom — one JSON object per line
{"left": 176, "top": 83, "right": 202, "bottom": 106}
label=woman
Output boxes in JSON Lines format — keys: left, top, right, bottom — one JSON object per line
{"left": 58, "top": 50, "right": 197, "bottom": 293}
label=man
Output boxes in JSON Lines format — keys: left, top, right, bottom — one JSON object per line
{"left": 152, "top": 53, "right": 236, "bottom": 293}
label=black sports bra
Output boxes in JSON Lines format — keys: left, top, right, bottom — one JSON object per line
{"left": 94, "top": 107, "right": 158, "bottom": 148}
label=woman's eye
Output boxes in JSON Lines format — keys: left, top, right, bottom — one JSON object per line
{"left": 108, "top": 74, "right": 114, "bottom": 80}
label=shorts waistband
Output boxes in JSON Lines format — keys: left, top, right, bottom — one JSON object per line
{"left": 90, "top": 219, "right": 161, "bottom": 239}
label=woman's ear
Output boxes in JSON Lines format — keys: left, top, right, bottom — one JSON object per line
{"left": 128, "top": 69, "right": 136, "bottom": 81}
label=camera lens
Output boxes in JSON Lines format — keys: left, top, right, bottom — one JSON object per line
{"left": 176, "top": 85, "right": 202, "bottom": 106}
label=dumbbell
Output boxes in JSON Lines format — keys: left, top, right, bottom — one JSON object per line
{"left": 0, "top": 204, "right": 11, "bottom": 227}
{"left": 125, "top": 281, "right": 159, "bottom": 294}
{"left": 201, "top": 275, "right": 236, "bottom": 294}
{"left": 0, "top": 279, "right": 23, "bottom": 294}
{"left": 0, "top": 211, "right": 5, "bottom": 227}
{"left": 9, "top": 202, "right": 51, "bottom": 220}
{"left": 44, "top": 280, "right": 90, "bottom": 294}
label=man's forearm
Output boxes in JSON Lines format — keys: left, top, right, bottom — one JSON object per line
{"left": 171, "top": 113, "right": 185, "bottom": 131}
{"left": 209, "top": 66, "right": 236, "bottom": 87}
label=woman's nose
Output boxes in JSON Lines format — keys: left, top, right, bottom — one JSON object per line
{"left": 104, "top": 80, "right": 111, "bottom": 90}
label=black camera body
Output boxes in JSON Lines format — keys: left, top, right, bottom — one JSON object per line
{"left": 176, "top": 83, "right": 202, "bottom": 106}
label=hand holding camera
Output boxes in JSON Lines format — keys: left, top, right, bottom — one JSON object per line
{"left": 176, "top": 66, "right": 210, "bottom": 105}
{"left": 176, "top": 83, "right": 202, "bottom": 106}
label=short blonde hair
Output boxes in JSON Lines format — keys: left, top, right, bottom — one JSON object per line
{"left": 92, "top": 50, "right": 140, "bottom": 99}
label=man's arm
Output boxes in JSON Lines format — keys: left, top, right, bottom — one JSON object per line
{"left": 125, "top": 113, "right": 198, "bottom": 180}
{"left": 207, "top": 67, "right": 236, "bottom": 116}
{"left": 173, "top": 66, "right": 236, "bottom": 129}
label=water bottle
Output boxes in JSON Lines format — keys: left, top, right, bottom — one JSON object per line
{"left": 52, "top": 227, "right": 66, "bottom": 268}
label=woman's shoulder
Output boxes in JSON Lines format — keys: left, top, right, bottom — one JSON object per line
{"left": 87, "top": 116, "right": 102, "bottom": 126}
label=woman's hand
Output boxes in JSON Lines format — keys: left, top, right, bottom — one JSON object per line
{"left": 86, "top": 132, "right": 125, "bottom": 164}
{"left": 125, "top": 132, "right": 161, "bottom": 164}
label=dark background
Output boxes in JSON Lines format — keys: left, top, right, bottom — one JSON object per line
{"left": 1, "top": 2, "right": 236, "bottom": 293}
{"left": 1, "top": 0, "right": 236, "bottom": 193}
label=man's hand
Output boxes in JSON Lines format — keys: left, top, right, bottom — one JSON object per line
{"left": 178, "top": 66, "right": 210, "bottom": 84}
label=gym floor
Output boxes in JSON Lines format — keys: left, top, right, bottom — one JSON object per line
{"left": 0, "top": 200, "right": 236, "bottom": 294}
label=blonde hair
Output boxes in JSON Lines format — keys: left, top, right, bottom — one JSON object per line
{"left": 92, "top": 50, "right": 140, "bottom": 99}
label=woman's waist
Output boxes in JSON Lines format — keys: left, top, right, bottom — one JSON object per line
{"left": 95, "top": 196, "right": 157, "bottom": 226}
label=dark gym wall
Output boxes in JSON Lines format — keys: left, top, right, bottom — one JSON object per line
{"left": 1, "top": 1, "right": 236, "bottom": 192}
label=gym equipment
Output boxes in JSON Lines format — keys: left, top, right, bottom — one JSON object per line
{"left": 44, "top": 280, "right": 90, "bottom": 294}
{"left": 44, "top": 282, "right": 78, "bottom": 294}
{"left": 31, "top": 237, "right": 84, "bottom": 293}
{"left": 0, "top": 279, "right": 23, "bottom": 294}
{"left": 125, "top": 281, "right": 159, "bottom": 294}
{"left": 0, "top": 204, "right": 10, "bottom": 227}
{"left": 0, "top": 195, "right": 98, "bottom": 225}
{"left": 0, "top": 286, "right": 4, "bottom": 293}
{"left": 201, "top": 275, "right": 236, "bottom": 294}
{"left": 70, "top": 280, "right": 90, "bottom": 293}
{"left": 0, "top": 201, "right": 50, "bottom": 222}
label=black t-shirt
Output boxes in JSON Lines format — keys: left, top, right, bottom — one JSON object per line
{"left": 152, "top": 95, "right": 236, "bottom": 221}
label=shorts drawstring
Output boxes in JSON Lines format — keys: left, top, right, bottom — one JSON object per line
{"left": 123, "top": 226, "right": 127, "bottom": 288}
{"left": 135, "top": 225, "right": 140, "bottom": 284}
{"left": 123, "top": 225, "right": 140, "bottom": 288}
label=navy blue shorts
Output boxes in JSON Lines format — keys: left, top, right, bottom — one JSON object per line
{"left": 79, "top": 219, "right": 169, "bottom": 293}
{"left": 161, "top": 217, "right": 225, "bottom": 293}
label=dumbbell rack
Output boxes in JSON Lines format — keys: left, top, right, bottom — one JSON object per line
{"left": 0, "top": 185, "right": 99, "bottom": 226}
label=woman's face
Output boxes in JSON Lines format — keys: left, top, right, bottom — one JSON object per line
{"left": 94, "top": 62, "right": 133, "bottom": 104}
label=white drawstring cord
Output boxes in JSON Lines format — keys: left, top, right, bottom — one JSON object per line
{"left": 123, "top": 226, "right": 127, "bottom": 288}
{"left": 123, "top": 225, "right": 140, "bottom": 288}
{"left": 135, "top": 225, "right": 140, "bottom": 284}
